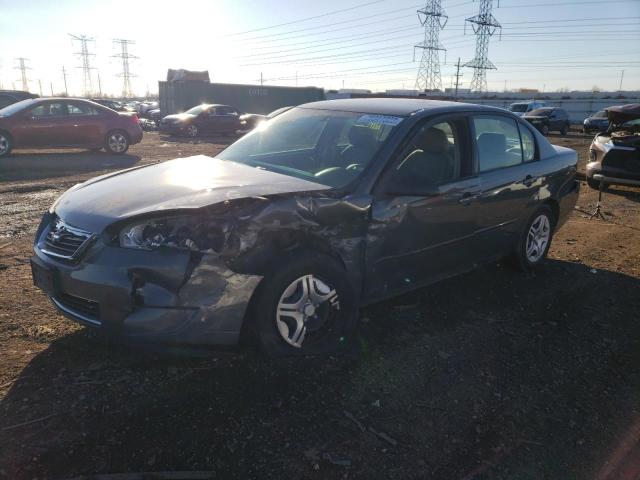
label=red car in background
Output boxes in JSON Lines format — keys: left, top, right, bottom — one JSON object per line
{"left": 0, "top": 98, "right": 143, "bottom": 158}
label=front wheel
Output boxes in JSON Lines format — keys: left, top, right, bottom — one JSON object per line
{"left": 104, "top": 131, "right": 129, "bottom": 154}
{"left": 560, "top": 123, "right": 569, "bottom": 136}
{"left": 0, "top": 131, "right": 13, "bottom": 158}
{"left": 512, "top": 206, "right": 555, "bottom": 271}
{"left": 185, "top": 124, "right": 198, "bottom": 138}
{"left": 541, "top": 125, "right": 550, "bottom": 136}
{"left": 250, "top": 251, "right": 358, "bottom": 356}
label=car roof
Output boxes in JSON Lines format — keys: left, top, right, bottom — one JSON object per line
{"left": 297, "top": 98, "right": 503, "bottom": 116}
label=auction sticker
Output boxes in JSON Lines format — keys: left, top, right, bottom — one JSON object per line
{"left": 356, "top": 115, "right": 404, "bottom": 128}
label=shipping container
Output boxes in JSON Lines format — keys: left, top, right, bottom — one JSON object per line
{"left": 159, "top": 81, "right": 325, "bottom": 115}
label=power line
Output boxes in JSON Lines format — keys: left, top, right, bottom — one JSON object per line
{"left": 414, "top": 0, "right": 448, "bottom": 91}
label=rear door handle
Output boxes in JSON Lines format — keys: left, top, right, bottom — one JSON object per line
{"left": 458, "top": 191, "right": 478, "bottom": 205}
{"left": 521, "top": 175, "right": 537, "bottom": 187}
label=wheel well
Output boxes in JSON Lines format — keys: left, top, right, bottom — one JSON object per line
{"left": 543, "top": 198, "right": 559, "bottom": 226}
{"left": 0, "top": 129, "right": 13, "bottom": 142}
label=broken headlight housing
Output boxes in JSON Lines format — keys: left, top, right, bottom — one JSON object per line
{"left": 119, "top": 216, "right": 205, "bottom": 251}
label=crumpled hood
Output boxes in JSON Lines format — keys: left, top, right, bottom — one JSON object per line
{"left": 54, "top": 155, "right": 330, "bottom": 233}
{"left": 162, "top": 113, "right": 194, "bottom": 123}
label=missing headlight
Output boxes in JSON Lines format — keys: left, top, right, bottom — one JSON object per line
{"left": 119, "top": 217, "right": 224, "bottom": 252}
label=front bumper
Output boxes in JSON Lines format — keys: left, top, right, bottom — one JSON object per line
{"left": 31, "top": 221, "right": 262, "bottom": 349}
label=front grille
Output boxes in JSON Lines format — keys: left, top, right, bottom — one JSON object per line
{"left": 53, "top": 292, "right": 101, "bottom": 324}
{"left": 41, "top": 218, "right": 93, "bottom": 261}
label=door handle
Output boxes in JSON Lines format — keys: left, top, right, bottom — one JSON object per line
{"left": 458, "top": 192, "right": 478, "bottom": 205}
{"left": 521, "top": 175, "right": 537, "bottom": 187}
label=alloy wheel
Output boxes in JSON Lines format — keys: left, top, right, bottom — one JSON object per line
{"left": 107, "top": 133, "right": 128, "bottom": 153}
{"left": 526, "top": 214, "right": 551, "bottom": 263}
{"left": 186, "top": 125, "right": 198, "bottom": 137}
{"left": 276, "top": 274, "right": 340, "bottom": 348}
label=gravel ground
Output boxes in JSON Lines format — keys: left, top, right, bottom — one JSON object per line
{"left": 1, "top": 131, "right": 639, "bottom": 480}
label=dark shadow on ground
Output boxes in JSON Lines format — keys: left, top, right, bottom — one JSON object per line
{"left": 0, "top": 151, "right": 141, "bottom": 182}
{"left": 1, "top": 260, "right": 640, "bottom": 479}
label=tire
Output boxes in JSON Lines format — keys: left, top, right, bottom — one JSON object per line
{"left": 541, "top": 125, "right": 550, "bottom": 136}
{"left": 512, "top": 205, "right": 555, "bottom": 272}
{"left": 0, "top": 131, "right": 13, "bottom": 158}
{"left": 587, "top": 177, "right": 608, "bottom": 191}
{"left": 250, "top": 251, "right": 358, "bottom": 357}
{"left": 185, "top": 124, "right": 198, "bottom": 138}
{"left": 104, "top": 130, "right": 129, "bottom": 154}
{"left": 560, "top": 123, "right": 569, "bottom": 136}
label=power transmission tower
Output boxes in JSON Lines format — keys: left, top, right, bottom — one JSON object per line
{"left": 112, "top": 39, "right": 137, "bottom": 98}
{"left": 414, "top": 0, "right": 447, "bottom": 92}
{"left": 14, "top": 57, "right": 31, "bottom": 92}
{"left": 69, "top": 34, "right": 96, "bottom": 97}
{"left": 463, "top": 0, "right": 501, "bottom": 93}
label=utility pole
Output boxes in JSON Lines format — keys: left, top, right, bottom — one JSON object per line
{"left": 414, "top": 0, "right": 447, "bottom": 92}
{"left": 69, "top": 34, "right": 96, "bottom": 97}
{"left": 61, "top": 66, "right": 69, "bottom": 96}
{"left": 454, "top": 57, "right": 462, "bottom": 99}
{"left": 463, "top": 0, "right": 501, "bottom": 93}
{"left": 97, "top": 72, "right": 102, "bottom": 97}
{"left": 619, "top": 70, "right": 625, "bottom": 91}
{"left": 112, "top": 39, "right": 137, "bottom": 98}
{"left": 38, "top": 79, "right": 43, "bottom": 96}
{"left": 14, "top": 57, "right": 30, "bottom": 92}
{"left": 260, "top": 72, "right": 263, "bottom": 86}
{"left": 50, "top": 82, "right": 54, "bottom": 96}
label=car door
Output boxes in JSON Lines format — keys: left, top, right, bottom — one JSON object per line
{"left": 198, "top": 107, "right": 222, "bottom": 133}
{"left": 364, "top": 115, "right": 481, "bottom": 300}
{"left": 471, "top": 114, "right": 541, "bottom": 259}
{"left": 66, "top": 101, "right": 104, "bottom": 146}
{"left": 12, "top": 101, "right": 70, "bottom": 147}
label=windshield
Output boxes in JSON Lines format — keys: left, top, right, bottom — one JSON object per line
{"left": 510, "top": 104, "right": 529, "bottom": 113}
{"left": 0, "top": 99, "right": 33, "bottom": 117}
{"left": 217, "top": 107, "right": 403, "bottom": 188}
{"left": 593, "top": 110, "right": 607, "bottom": 118}
{"left": 185, "top": 105, "right": 208, "bottom": 115}
{"left": 528, "top": 108, "right": 553, "bottom": 116}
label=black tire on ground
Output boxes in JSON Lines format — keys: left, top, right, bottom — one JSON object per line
{"left": 511, "top": 205, "right": 555, "bottom": 272}
{"left": 104, "top": 130, "right": 130, "bottom": 154}
{"left": 0, "top": 130, "right": 13, "bottom": 158}
{"left": 249, "top": 251, "right": 358, "bottom": 357}
{"left": 587, "top": 177, "right": 608, "bottom": 191}
{"left": 561, "top": 123, "right": 569, "bottom": 136}
{"left": 541, "top": 125, "right": 550, "bottom": 136}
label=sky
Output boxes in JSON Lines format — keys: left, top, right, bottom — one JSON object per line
{"left": 0, "top": 0, "right": 639, "bottom": 97}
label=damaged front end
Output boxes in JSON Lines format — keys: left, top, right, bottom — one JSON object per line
{"left": 587, "top": 104, "right": 640, "bottom": 188}
{"left": 31, "top": 191, "right": 370, "bottom": 350}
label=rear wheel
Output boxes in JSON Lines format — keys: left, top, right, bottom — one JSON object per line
{"left": 0, "top": 131, "right": 13, "bottom": 158}
{"left": 104, "top": 130, "right": 129, "bottom": 154}
{"left": 250, "top": 251, "right": 358, "bottom": 356}
{"left": 560, "top": 123, "right": 569, "bottom": 136}
{"left": 512, "top": 205, "right": 555, "bottom": 271}
{"left": 541, "top": 125, "right": 550, "bottom": 136}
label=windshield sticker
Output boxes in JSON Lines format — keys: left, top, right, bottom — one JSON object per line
{"left": 356, "top": 115, "right": 403, "bottom": 128}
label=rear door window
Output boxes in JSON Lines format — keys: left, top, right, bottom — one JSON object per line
{"left": 67, "top": 103, "right": 100, "bottom": 116}
{"left": 30, "top": 102, "right": 68, "bottom": 117}
{"left": 472, "top": 116, "right": 524, "bottom": 172}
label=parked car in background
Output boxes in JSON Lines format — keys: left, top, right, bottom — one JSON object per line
{"left": 523, "top": 107, "right": 571, "bottom": 135}
{"left": 239, "top": 106, "right": 293, "bottom": 132}
{"left": 509, "top": 100, "right": 547, "bottom": 117}
{"left": 159, "top": 104, "right": 242, "bottom": 137}
{"left": 30, "top": 98, "right": 579, "bottom": 356}
{"left": 90, "top": 99, "right": 132, "bottom": 112}
{"left": 587, "top": 103, "right": 640, "bottom": 190}
{"left": 146, "top": 108, "right": 163, "bottom": 126}
{"left": 583, "top": 110, "right": 610, "bottom": 135}
{"left": 136, "top": 102, "right": 159, "bottom": 118}
{"left": 0, "top": 90, "right": 38, "bottom": 109}
{"left": 0, "top": 98, "right": 143, "bottom": 157}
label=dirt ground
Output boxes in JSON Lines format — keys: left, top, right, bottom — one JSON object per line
{"left": 1, "top": 131, "right": 639, "bottom": 480}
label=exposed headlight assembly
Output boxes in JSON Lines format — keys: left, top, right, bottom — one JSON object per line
{"left": 119, "top": 216, "right": 220, "bottom": 251}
